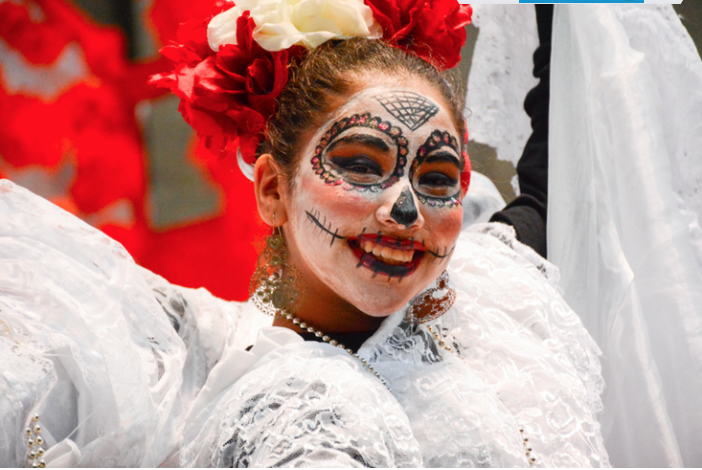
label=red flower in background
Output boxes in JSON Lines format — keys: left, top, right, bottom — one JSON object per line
{"left": 364, "top": 0, "right": 472, "bottom": 70}
{"left": 152, "top": 11, "right": 296, "bottom": 165}
{"left": 0, "top": 0, "right": 267, "bottom": 301}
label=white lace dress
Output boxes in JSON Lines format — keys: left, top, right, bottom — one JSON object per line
{"left": 0, "top": 180, "right": 609, "bottom": 467}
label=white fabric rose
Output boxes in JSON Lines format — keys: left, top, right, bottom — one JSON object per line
{"left": 208, "top": 0, "right": 382, "bottom": 52}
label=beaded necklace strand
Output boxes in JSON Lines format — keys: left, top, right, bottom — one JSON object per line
{"left": 279, "top": 312, "right": 388, "bottom": 388}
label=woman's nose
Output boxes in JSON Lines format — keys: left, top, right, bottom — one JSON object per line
{"left": 375, "top": 185, "right": 424, "bottom": 231}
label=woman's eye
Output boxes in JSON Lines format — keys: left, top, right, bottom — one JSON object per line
{"left": 418, "top": 172, "right": 458, "bottom": 187}
{"left": 330, "top": 156, "right": 383, "bottom": 177}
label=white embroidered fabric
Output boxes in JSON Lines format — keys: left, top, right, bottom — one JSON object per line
{"left": 180, "top": 340, "right": 422, "bottom": 468}
{"left": 359, "top": 223, "right": 608, "bottom": 468}
{"left": 0, "top": 180, "right": 608, "bottom": 467}
{"left": 464, "top": 5, "right": 702, "bottom": 466}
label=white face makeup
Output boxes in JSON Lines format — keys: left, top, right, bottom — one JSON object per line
{"left": 284, "top": 84, "right": 465, "bottom": 316}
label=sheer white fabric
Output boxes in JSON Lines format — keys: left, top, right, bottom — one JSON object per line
{"left": 0, "top": 180, "right": 271, "bottom": 467}
{"left": 180, "top": 336, "right": 423, "bottom": 468}
{"left": 549, "top": 5, "right": 702, "bottom": 467}
{"left": 0, "top": 180, "right": 607, "bottom": 467}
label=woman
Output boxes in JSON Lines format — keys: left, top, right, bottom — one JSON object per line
{"left": 0, "top": 0, "right": 608, "bottom": 467}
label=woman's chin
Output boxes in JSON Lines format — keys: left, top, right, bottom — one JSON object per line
{"left": 339, "top": 280, "right": 422, "bottom": 318}
{"left": 342, "top": 256, "right": 449, "bottom": 316}
{"left": 356, "top": 302, "right": 406, "bottom": 318}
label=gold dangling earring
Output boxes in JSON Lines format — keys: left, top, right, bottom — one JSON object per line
{"left": 249, "top": 215, "right": 305, "bottom": 317}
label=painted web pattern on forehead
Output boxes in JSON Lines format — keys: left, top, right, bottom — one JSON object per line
{"left": 375, "top": 91, "right": 439, "bottom": 131}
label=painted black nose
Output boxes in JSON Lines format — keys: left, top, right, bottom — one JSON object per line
{"left": 390, "top": 187, "right": 418, "bottom": 227}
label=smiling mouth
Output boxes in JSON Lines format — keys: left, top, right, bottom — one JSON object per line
{"left": 347, "top": 234, "right": 425, "bottom": 278}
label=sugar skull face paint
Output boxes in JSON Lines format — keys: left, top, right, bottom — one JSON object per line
{"left": 376, "top": 90, "right": 439, "bottom": 131}
{"left": 311, "top": 113, "right": 409, "bottom": 191}
{"left": 284, "top": 84, "right": 465, "bottom": 316}
{"left": 411, "top": 130, "right": 463, "bottom": 207}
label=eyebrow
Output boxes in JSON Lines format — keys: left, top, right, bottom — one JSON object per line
{"left": 326, "top": 134, "right": 390, "bottom": 153}
{"left": 424, "top": 151, "right": 461, "bottom": 168}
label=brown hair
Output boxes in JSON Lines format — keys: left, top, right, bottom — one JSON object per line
{"left": 257, "top": 38, "right": 466, "bottom": 183}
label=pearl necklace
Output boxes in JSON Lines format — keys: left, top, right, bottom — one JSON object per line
{"left": 25, "top": 414, "right": 46, "bottom": 468}
{"left": 279, "top": 312, "right": 388, "bottom": 388}
{"left": 425, "top": 323, "right": 453, "bottom": 353}
{"left": 520, "top": 428, "right": 536, "bottom": 468}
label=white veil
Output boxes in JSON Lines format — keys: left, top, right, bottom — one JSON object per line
{"left": 466, "top": 4, "right": 702, "bottom": 467}
{"left": 548, "top": 5, "right": 702, "bottom": 467}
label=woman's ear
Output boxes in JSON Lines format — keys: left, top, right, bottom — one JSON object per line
{"left": 253, "top": 154, "right": 288, "bottom": 227}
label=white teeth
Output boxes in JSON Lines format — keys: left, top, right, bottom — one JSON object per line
{"left": 358, "top": 240, "right": 415, "bottom": 265}
{"left": 380, "top": 246, "right": 393, "bottom": 260}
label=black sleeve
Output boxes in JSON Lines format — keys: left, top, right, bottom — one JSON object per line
{"left": 489, "top": 5, "right": 553, "bottom": 259}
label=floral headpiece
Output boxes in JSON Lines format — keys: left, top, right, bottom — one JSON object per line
{"left": 151, "top": 0, "right": 472, "bottom": 180}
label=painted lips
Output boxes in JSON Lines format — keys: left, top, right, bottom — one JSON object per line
{"left": 347, "top": 234, "right": 425, "bottom": 278}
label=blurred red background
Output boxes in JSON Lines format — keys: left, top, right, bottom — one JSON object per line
{"left": 0, "top": 0, "right": 267, "bottom": 301}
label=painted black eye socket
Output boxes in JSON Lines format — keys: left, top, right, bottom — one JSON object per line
{"left": 330, "top": 155, "right": 384, "bottom": 177}
{"left": 418, "top": 172, "right": 458, "bottom": 187}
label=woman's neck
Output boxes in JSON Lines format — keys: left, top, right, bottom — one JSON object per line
{"left": 272, "top": 293, "right": 384, "bottom": 335}
{"left": 267, "top": 228, "right": 389, "bottom": 335}
{"left": 271, "top": 265, "right": 385, "bottom": 335}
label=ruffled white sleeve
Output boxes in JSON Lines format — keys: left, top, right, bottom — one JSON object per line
{"left": 0, "top": 180, "right": 270, "bottom": 467}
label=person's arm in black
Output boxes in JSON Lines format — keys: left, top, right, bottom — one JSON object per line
{"left": 489, "top": 5, "right": 553, "bottom": 259}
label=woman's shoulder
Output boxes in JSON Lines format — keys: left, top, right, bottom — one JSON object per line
{"left": 451, "top": 222, "right": 597, "bottom": 356}
{"left": 456, "top": 221, "right": 560, "bottom": 286}
{"left": 448, "top": 222, "right": 605, "bottom": 424}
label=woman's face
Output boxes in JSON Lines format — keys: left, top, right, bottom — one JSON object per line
{"left": 283, "top": 79, "right": 464, "bottom": 316}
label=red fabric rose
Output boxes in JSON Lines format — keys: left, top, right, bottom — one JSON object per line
{"left": 151, "top": 10, "right": 295, "bottom": 165}
{"left": 365, "top": 0, "right": 472, "bottom": 70}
